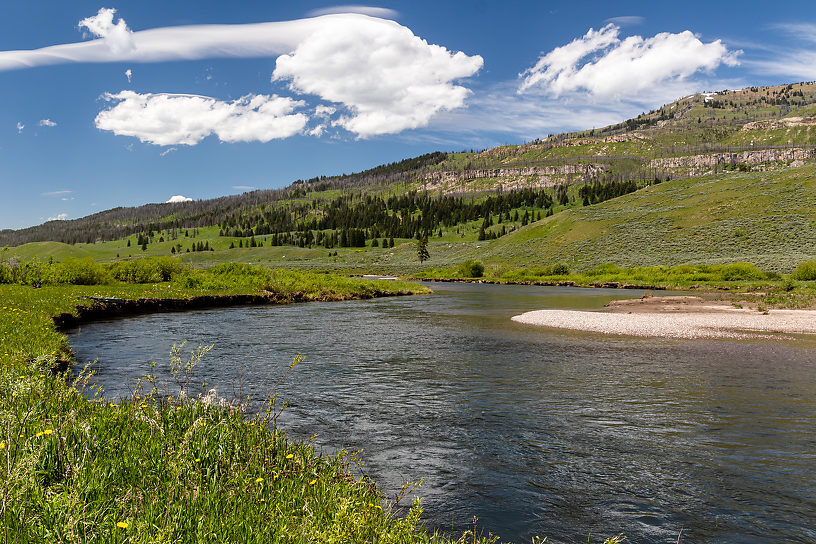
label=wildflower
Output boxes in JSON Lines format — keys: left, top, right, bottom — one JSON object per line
{"left": 195, "top": 458, "right": 201, "bottom": 462}
{"left": 259, "top": 498, "right": 266, "bottom": 503}
{"left": 35, "top": 432, "right": 43, "bottom": 438}
{"left": 309, "top": 479, "right": 317, "bottom": 486}
{"left": 44, "top": 429, "right": 53, "bottom": 435}
{"left": 0, "top": 441, "right": 5, "bottom": 450}
{"left": 116, "top": 522, "right": 128, "bottom": 529}
{"left": 285, "top": 454, "right": 294, "bottom": 459}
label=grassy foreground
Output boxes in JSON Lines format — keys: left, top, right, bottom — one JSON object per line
{"left": 1, "top": 266, "right": 527, "bottom": 543}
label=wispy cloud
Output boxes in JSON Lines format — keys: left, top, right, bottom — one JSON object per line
{"left": 159, "top": 147, "right": 176, "bottom": 157}
{"left": 306, "top": 6, "right": 399, "bottom": 19}
{"left": 125, "top": 68, "right": 132, "bottom": 82}
{"left": 39, "top": 119, "right": 57, "bottom": 127}
{"left": 604, "top": 16, "right": 644, "bottom": 26}
{"left": 42, "top": 190, "right": 72, "bottom": 197}
{"left": 232, "top": 185, "right": 257, "bottom": 191}
{"left": 16, "top": 122, "right": 24, "bottom": 133}
{"left": 519, "top": 24, "right": 740, "bottom": 99}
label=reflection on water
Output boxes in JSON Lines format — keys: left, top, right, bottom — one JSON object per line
{"left": 66, "top": 283, "right": 816, "bottom": 543}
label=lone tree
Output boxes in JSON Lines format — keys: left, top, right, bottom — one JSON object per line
{"left": 416, "top": 236, "right": 430, "bottom": 263}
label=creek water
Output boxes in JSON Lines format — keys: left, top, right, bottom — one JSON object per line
{"left": 66, "top": 283, "right": 816, "bottom": 543}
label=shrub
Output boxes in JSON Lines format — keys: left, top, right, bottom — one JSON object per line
{"left": 719, "top": 262, "right": 767, "bottom": 281}
{"left": 792, "top": 259, "right": 816, "bottom": 281}
{"left": 457, "top": 259, "right": 485, "bottom": 278}
{"left": 549, "top": 262, "right": 571, "bottom": 276}
{"left": 51, "top": 258, "right": 109, "bottom": 285}
{"left": 108, "top": 257, "right": 185, "bottom": 283}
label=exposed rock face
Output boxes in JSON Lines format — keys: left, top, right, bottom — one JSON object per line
{"left": 741, "top": 117, "right": 816, "bottom": 131}
{"left": 419, "top": 164, "right": 607, "bottom": 193}
{"left": 648, "top": 147, "right": 816, "bottom": 173}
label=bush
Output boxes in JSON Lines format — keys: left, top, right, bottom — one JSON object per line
{"left": 792, "top": 260, "right": 816, "bottom": 281}
{"left": 457, "top": 259, "right": 484, "bottom": 278}
{"left": 51, "top": 258, "right": 109, "bottom": 285}
{"left": 108, "top": 257, "right": 185, "bottom": 283}
{"left": 550, "top": 262, "right": 571, "bottom": 276}
{"left": 719, "top": 262, "right": 767, "bottom": 281}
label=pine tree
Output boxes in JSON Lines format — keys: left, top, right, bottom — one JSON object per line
{"left": 416, "top": 236, "right": 430, "bottom": 263}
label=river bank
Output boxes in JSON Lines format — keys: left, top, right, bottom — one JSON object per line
{"left": 1, "top": 273, "right": 505, "bottom": 544}
{"left": 513, "top": 294, "right": 816, "bottom": 339}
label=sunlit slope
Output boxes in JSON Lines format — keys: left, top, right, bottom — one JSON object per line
{"left": 480, "top": 163, "right": 816, "bottom": 272}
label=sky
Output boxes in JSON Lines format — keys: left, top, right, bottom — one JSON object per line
{"left": 1, "top": 1, "right": 815, "bottom": 229}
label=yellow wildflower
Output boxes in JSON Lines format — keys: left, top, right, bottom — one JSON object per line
{"left": 0, "top": 441, "right": 5, "bottom": 450}
{"left": 255, "top": 477, "right": 264, "bottom": 483}
{"left": 116, "top": 522, "right": 128, "bottom": 529}
{"left": 285, "top": 454, "right": 294, "bottom": 459}
{"left": 309, "top": 479, "right": 317, "bottom": 486}
{"left": 195, "top": 458, "right": 201, "bottom": 462}
{"left": 44, "top": 429, "right": 53, "bottom": 435}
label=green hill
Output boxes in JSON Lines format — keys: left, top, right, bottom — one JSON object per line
{"left": 4, "top": 81, "right": 816, "bottom": 276}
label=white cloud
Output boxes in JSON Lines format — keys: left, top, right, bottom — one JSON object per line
{"left": 47, "top": 213, "right": 68, "bottom": 221}
{"left": 125, "top": 68, "right": 132, "bottom": 82}
{"left": 272, "top": 16, "right": 482, "bottom": 137}
{"left": 519, "top": 24, "right": 740, "bottom": 99}
{"left": 306, "top": 6, "right": 399, "bottom": 19}
{"left": 232, "top": 185, "right": 257, "bottom": 191}
{"left": 159, "top": 147, "right": 177, "bottom": 157}
{"left": 78, "top": 8, "right": 135, "bottom": 54}
{"left": 42, "top": 189, "right": 71, "bottom": 197}
{"left": 39, "top": 119, "right": 56, "bottom": 127}
{"left": 16, "top": 122, "right": 24, "bottom": 133}
{"left": 166, "top": 195, "right": 192, "bottom": 203}
{"left": 95, "top": 91, "right": 309, "bottom": 145}
{"left": 0, "top": 13, "right": 481, "bottom": 138}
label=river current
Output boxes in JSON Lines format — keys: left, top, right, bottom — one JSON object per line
{"left": 66, "top": 283, "right": 816, "bottom": 543}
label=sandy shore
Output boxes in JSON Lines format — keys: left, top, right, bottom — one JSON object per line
{"left": 511, "top": 296, "right": 816, "bottom": 339}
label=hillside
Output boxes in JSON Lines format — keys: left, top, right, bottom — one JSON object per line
{"left": 3, "top": 81, "right": 816, "bottom": 274}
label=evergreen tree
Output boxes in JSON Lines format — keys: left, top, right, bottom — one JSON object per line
{"left": 416, "top": 236, "right": 430, "bottom": 263}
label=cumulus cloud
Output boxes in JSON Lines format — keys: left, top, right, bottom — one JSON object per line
{"left": 272, "top": 16, "right": 482, "bottom": 136}
{"left": 519, "top": 24, "right": 740, "bottom": 99}
{"left": 47, "top": 213, "right": 68, "bottom": 221}
{"left": 166, "top": 195, "right": 192, "bottom": 203}
{"left": 0, "top": 13, "right": 481, "bottom": 138}
{"left": 95, "top": 91, "right": 308, "bottom": 145}
{"left": 39, "top": 119, "right": 56, "bottom": 127}
{"left": 78, "top": 8, "right": 135, "bottom": 54}
{"left": 125, "top": 68, "right": 132, "bottom": 82}
{"left": 306, "top": 6, "right": 399, "bottom": 19}
{"left": 16, "top": 122, "right": 24, "bottom": 133}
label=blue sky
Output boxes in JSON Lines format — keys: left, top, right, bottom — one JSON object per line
{"left": 1, "top": 1, "right": 815, "bottom": 229}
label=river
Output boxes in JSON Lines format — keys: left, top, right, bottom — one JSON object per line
{"left": 66, "top": 283, "right": 816, "bottom": 543}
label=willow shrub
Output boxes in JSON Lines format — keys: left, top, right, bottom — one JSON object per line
{"left": 792, "top": 259, "right": 816, "bottom": 281}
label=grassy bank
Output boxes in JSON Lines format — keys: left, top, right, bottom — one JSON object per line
{"left": 412, "top": 261, "right": 816, "bottom": 309}
{"left": 3, "top": 266, "right": 517, "bottom": 543}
